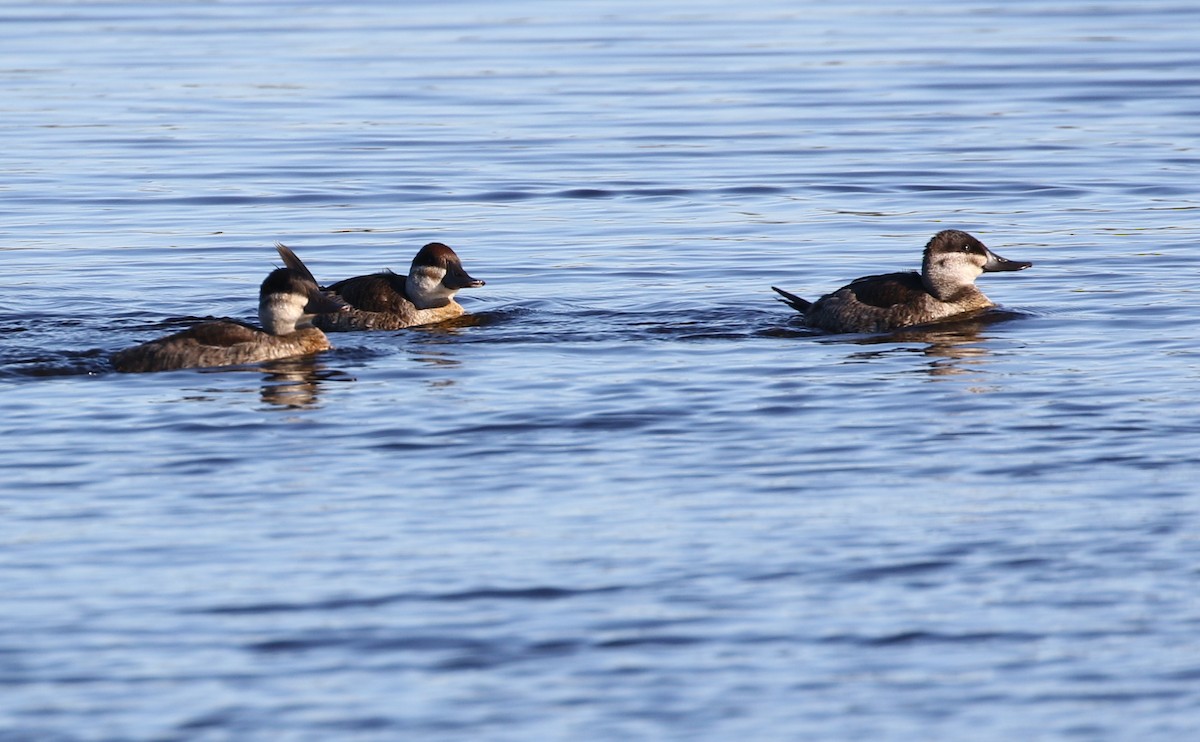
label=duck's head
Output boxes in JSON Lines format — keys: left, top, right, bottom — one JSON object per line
{"left": 921, "top": 229, "right": 1031, "bottom": 300}
{"left": 258, "top": 268, "right": 346, "bottom": 335}
{"left": 405, "top": 242, "right": 486, "bottom": 309}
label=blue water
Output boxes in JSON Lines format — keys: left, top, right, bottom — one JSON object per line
{"left": 3, "top": 1, "right": 1200, "bottom": 739}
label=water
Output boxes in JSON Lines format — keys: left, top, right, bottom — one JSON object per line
{"left": 3, "top": 0, "right": 1200, "bottom": 739}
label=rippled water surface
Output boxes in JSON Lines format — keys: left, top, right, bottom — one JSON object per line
{"left": 4, "top": 1, "right": 1200, "bottom": 739}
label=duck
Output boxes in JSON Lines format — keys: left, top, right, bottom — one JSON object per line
{"left": 274, "top": 241, "right": 485, "bottom": 331}
{"left": 111, "top": 267, "right": 345, "bottom": 373}
{"left": 771, "top": 229, "right": 1031, "bottom": 333}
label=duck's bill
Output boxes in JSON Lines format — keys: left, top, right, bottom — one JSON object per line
{"left": 446, "top": 269, "right": 486, "bottom": 289}
{"left": 983, "top": 250, "right": 1033, "bottom": 272}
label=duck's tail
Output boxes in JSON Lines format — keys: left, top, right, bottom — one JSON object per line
{"left": 274, "top": 242, "right": 322, "bottom": 288}
{"left": 771, "top": 286, "right": 811, "bottom": 313}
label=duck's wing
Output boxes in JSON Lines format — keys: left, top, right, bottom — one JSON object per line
{"left": 841, "top": 271, "right": 926, "bottom": 309}
{"left": 177, "top": 320, "right": 264, "bottom": 347}
{"left": 326, "top": 272, "right": 413, "bottom": 313}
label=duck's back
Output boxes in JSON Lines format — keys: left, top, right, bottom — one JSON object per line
{"left": 327, "top": 273, "right": 413, "bottom": 314}
{"left": 806, "top": 271, "right": 990, "bottom": 333}
{"left": 112, "top": 321, "right": 330, "bottom": 372}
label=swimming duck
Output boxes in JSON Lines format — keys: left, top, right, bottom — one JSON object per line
{"left": 274, "top": 242, "right": 485, "bottom": 331}
{"left": 772, "top": 229, "right": 1031, "bottom": 333}
{"left": 111, "top": 268, "right": 345, "bottom": 373}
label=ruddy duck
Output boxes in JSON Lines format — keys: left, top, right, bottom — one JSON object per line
{"left": 772, "top": 229, "right": 1031, "bottom": 333}
{"left": 274, "top": 242, "right": 485, "bottom": 331}
{"left": 111, "top": 268, "right": 345, "bottom": 373}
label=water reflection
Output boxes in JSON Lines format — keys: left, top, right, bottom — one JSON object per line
{"left": 841, "top": 310, "right": 1028, "bottom": 380}
{"left": 256, "top": 356, "right": 353, "bottom": 409}
{"left": 407, "top": 349, "right": 462, "bottom": 367}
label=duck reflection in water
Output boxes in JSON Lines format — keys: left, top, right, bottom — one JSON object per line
{"left": 256, "top": 355, "right": 354, "bottom": 409}
{"left": 840, "top": 309, "right": 1028, "bottom": 379}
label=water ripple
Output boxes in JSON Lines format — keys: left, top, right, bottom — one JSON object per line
{"left": 196, "top": 584, "right": 625, "bottom": 615}
{"left": 6, "top": 1, "right": 1200, "bottom": 739}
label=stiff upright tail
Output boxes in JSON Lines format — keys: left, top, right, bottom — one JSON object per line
{"left": 274, "top": 242, "right": 322, "bottom": 288}
{"left": 771, "top": 286, "right": 811, "bottom": 313}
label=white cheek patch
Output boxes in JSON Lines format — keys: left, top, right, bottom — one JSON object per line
{"left": 408, "top": 267, "right": 456, "bottom": 305}
{"left": 260, "top": 294, "right": 309, "bottom": 334}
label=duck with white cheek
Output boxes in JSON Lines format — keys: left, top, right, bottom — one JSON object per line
{"left": 274, "top": 242, "right": 485, "bottom": 331}
{"left": 111, "top": 268, "right": 346, "bottom": 372}
{"left": 772, "top": 229, "right": 1031, "bottom": 333}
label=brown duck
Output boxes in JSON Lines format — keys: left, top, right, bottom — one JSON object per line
{"left": 772, "top": 230, "right": 1031, "bottom": 333}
